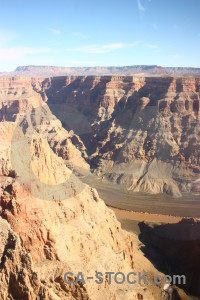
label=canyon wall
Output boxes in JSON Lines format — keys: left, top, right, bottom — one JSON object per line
{"left": 43, "top": 76, "right": 200, "bottom": 197}
{"left": 139, "top": 219, "right": 200, "bottom": 297}
{"left": 0, "top": 77, "right": 154, "bottom": 299}
{"left": 1, "top": 76, "right": 200, "bottom": 197}
{"left": 0, "top": 75, "right": 199, "bottom": 298}
{"left": 2, "top": 65, "right": 200, "bottom": 77}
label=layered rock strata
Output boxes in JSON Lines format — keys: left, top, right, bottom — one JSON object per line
{"left": 0, "top": 75, "right": 200, "bottom": 198}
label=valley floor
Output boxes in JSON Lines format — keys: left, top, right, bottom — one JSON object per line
{"left": 110, "top": 209, "right": 199, "bottom": 300}
{"left": 82, "top": 175, "right": 200, "bottom": 218}
{"left": 82, "top": 175, "right": 200, "bottom": 299}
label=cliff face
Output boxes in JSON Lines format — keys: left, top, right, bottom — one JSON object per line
{"left": 0, "top": 75, "right": 199, "bottom": 299}
{"left": 2, "top": 65, "right": 200, "bottom": 77}
{"left": 43, "top": 76, "right": 200, "bottom": 197}
{"left": 1, "top": 76, "right": 172, "bottom": 299}
{"left": 1, "top": 76, "right": 200, "bottom": 197}
{"left": 139, "top": 219, "right": 200, "bottom": 297}
{"left": 0, "top": 146, "right": 136, "bottom": 299}
{"left": 0, "top": 77, "right": 90, "bottom": 177}
{"left": 0, "top": 109, "right": 141, "bottom": 299}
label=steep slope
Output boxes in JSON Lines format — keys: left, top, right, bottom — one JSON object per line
{"left": 44, "top": 76, "right": 200, "bottom": 197}
{"left": 139, "top": 219, "right": 200, "bottom": 297}
{"left": 0, "top": 77, "right": 90, "bottom": 177}
{"left": 0, "top": 77, "right": 166, "bottom": 299}
{"left": 0, "top": 75, "right": 199, "bottom": 198}
{"left": 0, "top": 123, "right": 138, "bottom": 299}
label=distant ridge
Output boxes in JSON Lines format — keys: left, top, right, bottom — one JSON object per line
{"left": 1, "top": 65, "right": 200, "bottom": 77}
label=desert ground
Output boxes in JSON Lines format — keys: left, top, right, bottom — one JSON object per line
{"left": 109, "top": 208, "right": 199, "bottom": 300}
{"left": 82, "top": 175, "right": 200, "bottom": 218}
{"left": 83, "top": 178, "right": 200, "bottom": 300}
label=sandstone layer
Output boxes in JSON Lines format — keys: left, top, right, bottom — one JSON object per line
{"left": 0, "top": 77, "right": 168, "bottom": 299}
{"left": 1, "top": 76, "right": 200, "bottom": 198}
{"left": 1, "top": 65, "right": 200, "bottom": 77}
{"left": 0, "top": 122, "right": 141, "bottom": 300}
{"left": 43, "top": 76, "right": 200, "bottom": 198}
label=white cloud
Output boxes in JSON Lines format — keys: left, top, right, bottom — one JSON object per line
{"left": 143, "top": 43, "right": 160, "bottom": 50}
{"left": 72, "top": 32, "right": 89, "bottom": 39}
{"left": 0, "top": 28, "right": 17, "bottom": 47}
{"left": 137, "top": 0, "right": 146, "bottom": 12}
{"left": 0, "top": 29, "right": 56, "bottom": 71}
{"left": 0, "top": 47, "right": 55, "bottom": 71}
{"left": 136, "top": 0, "right": 153, "bottom": 12}
{"left": 128, "top": 41, "right": 143, "bottom": 47}
{"left": 0, "top": 47, "right": 53, "bottom": 61}
{"left": 66, "top": 42, "right": 141, "bottom": 54}
{"left": 72, "top": 43, "right": 124, "bottom": 54}
{"left": 48, "top": 28, "right": 61, "bottom": 35}
{"left": 0, "top": 41, "right": 142, "bottom": 71}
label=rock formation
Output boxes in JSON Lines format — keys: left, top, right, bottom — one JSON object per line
{"left": 1, "top": 65, "right": 200, "bottom": 77}
{"left": 0, "top": 76, "right": 167, "bottom": 299}
{"left": 1, "top": 74, "right": 199, "bottom": 298}
{"left": 1, "top": 76, "right": 200, "bottom": 197}
{"left": 139, "top": 218, "right": 200, "bottom": 297}
{"left": 0, "top": 120, "right": 137, "bottom": 299}
{"left": 43, "top": 76, "right": 200, "bottom": 197}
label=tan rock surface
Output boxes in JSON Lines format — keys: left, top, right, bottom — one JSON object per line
{"left": 0, "top": 77, "right": 90, "bottom": 177}
{"left": 1, "top": 75, "right": 200, "bottom": 198}
{"left": 0, "top": 113, "right": 163, "bottom": 299}
{"left": 42, "top": 76, "right": 200, "bottom": 197}
{"left": 2, "top": 65, "right": 200, "bottom": 77}
{"left": 1, "top": 75, "right": 199, "bottom": 299}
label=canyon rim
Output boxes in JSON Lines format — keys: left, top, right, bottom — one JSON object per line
{"left": 0, "top": 70, "right": 200, "bottom": 299}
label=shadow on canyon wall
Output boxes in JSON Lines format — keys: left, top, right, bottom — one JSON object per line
{"left": 45, "top": 76, "right": 175, "bottom": 165}
{"left": 138, "top": 219, "right": 200, "bottom": 298}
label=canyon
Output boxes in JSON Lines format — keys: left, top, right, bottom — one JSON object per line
{"left": 138, "top": 218, "right": 200, "bottom": 298}
{"left": 46, "top": 75, "right": 200, "bottom": 198}
{"left": 1, "top": 65, "right": 200, "bottom": 77}
{"left": 1, "top": 74, "right": 200, "bottom": 200}
{"left": 0, "top": 75, "right": 162, "bottom": 299}
{"left": 1, "top": 75, "right": 198, "bottom": 198}
{"left": 0, "top": 73, "right": 200, "bottom": 299}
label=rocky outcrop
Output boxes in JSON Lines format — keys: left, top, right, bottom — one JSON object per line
{"left": 43, "top": 76, "right": 200, "bottom": 197}
{"left": 1, "top": 74, "right": 198, "bottom": 298}
{"left": 1, "top": 76, "right": 200, "bottom": 197}
{"left": 0, "top": 77, "right": 90, "bottom": 177}
{"left": 1, "top": 65, "right": 200, "bottom": 77}
{"left": 0, "top": 121, "right": 147, "bottom": 299}
{"left": 139, "top": 219, "right": 200, "bottom": 298}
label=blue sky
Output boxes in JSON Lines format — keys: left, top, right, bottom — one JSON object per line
{"left": 0, "top": 0, "right": 199, "bottom": 71}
